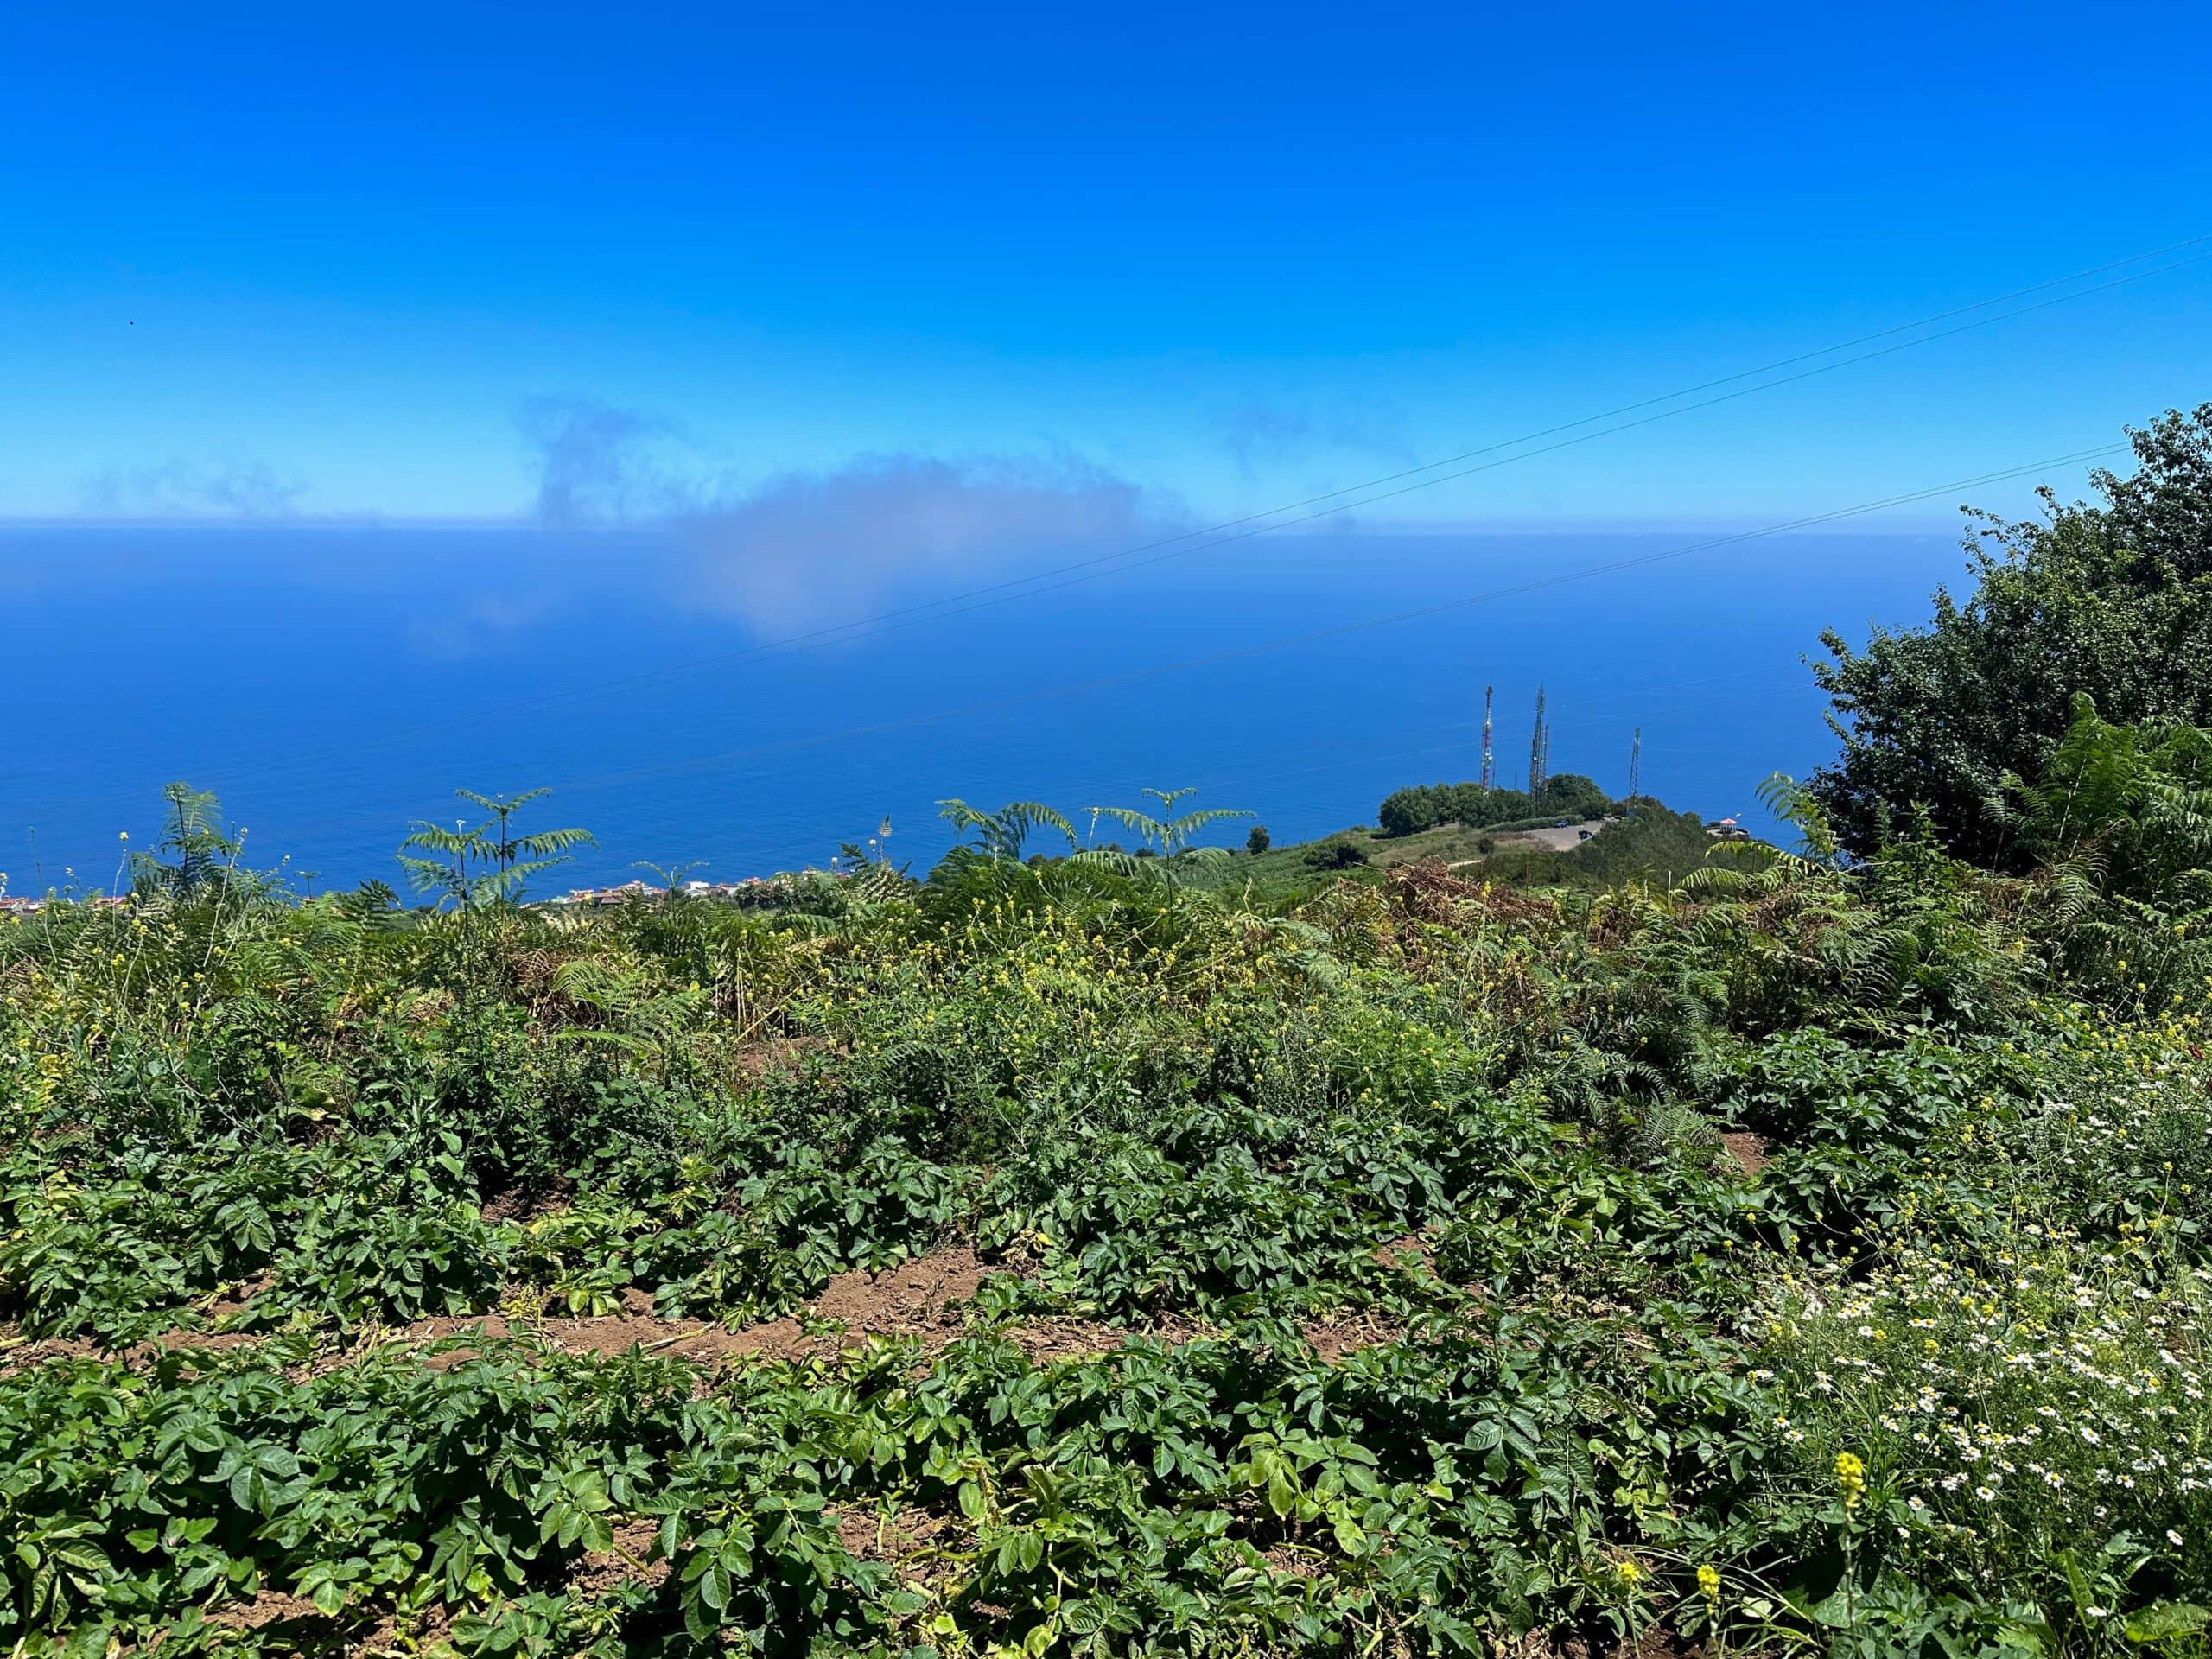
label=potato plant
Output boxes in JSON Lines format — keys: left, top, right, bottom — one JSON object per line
{"left": 1, "top": 789, "right": 2208, "bottom": 1657}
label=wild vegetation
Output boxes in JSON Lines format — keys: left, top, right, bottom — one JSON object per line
{"left": 1810, "top": 403, "right": 2212, "bottom": 865}
{"left": 3, "top": 409, "right": 2210, "bottom": 1658}
{"left": 1376, "top": 775, "right": 1616, "bottom": 840}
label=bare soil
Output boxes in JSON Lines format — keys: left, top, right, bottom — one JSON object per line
{"left": 569, "top": 1516, "right": 670, "bottom": 1596}
{"left": 7, "top": 1243, "right": 1388, "bottom": 1382}
{"left": 1300, "top": 1308, "right": 1408, "bottom": 1363}
{"left": 1720, "top": 1130, "right": 1770, "bottom": 1177}
{"left": 205, "top": 1591, "right": 332, "bottom": 1632}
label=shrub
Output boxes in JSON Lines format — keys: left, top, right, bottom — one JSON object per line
{"left": 1305, "top": 837, "right": 1369, "bottom": 870}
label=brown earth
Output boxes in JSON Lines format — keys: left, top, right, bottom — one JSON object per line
{"left": 835, "top": 1504, "right": 957, "bottom": 1565}
{"left": 204, "top": 1590, "right": 331, "bottom": 1632}
{"left": 1373, "top": 1233, "right": 1437, "bottom": 1274}
{"left": 1262, "top": 1542, "right": 1328, "bottom": 1578}
{"left": 1720, "top": 1130, "right": 1770, "bottom": 1177}
{"left": 569, "top": 1516, "right": 670, "bottom": 1596}
{"left": 998, "top": 1311, "right": 1211, "bottom": 1363}
{"left": 6, "top": 1242, "right": 1376, "bottom": 1382}
{"left": 1300, "top": 1307, "right": 1408, "bottom": 1363}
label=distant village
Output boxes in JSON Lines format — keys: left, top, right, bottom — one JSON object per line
{"left": 0, "top": 894, "right": 129, "bottom": 918}
{"left": 0, "top": 873, "right": 847, "bottom": 918}
{"left": 535, "top": 875, "right": 818, "bottom": 908}
{"left": 0, "top": 820, "right": 1752, "bottom": 919}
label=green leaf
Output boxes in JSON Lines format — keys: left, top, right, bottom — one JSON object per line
{"left": 2126, "top": 1604, "right": 2211, "bottom": 1644}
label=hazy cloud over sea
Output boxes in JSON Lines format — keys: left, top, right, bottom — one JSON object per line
{"left": 521, "top": 396, "right": 1179, "bottom": 632}
{"left": 77, "top": 458, "right": 307, "bottom": 519}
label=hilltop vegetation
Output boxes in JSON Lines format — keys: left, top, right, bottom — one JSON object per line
{"left": 1185, "top": 797, "right": 1738, "bottom": 900}
{"left": 3, "top": 408, "right": 2211, "bottom": 1659}
{"left": 1377, "top": 774, "right": 1615, "bottom": 839}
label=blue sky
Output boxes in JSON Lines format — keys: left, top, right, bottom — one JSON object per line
{"left": 3, "top": 0, "right": 2209, "bottom": 531}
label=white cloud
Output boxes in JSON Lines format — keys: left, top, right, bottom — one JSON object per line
{"left": 677, "top": 451, "right": 1167, "bottom": 630}
{"left": 520, "top": 396, "right": 1178, "bottom": 631}
{"left": 78, "top": 458, "right": 306, "bottom": 518}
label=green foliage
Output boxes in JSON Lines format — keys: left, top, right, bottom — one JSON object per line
{"left": 935, "top": 798, "right": 1077, "bottom": 865}
{"left": 1812, "top": 404, "right": 2212, "bottom": 865}
{"left": 1245, "top": 824, "right": 1270, "bottom": 855}
{"left": 1303, "top": 836, "right": 1369, "bottom": 870}
{"left": 1379, "top": 774, "right": 1613, "bottom": 838}
{"left": 397, "top": 788, "right": 595, "bottom": 911}
{"left": 3, "top": 726, "right": 2210, "bottom": 1656}
{"left": 1379, "top": 780, "right": 1533, "bottom": 836}
{"left": 1573, "top": 801, "right": 1734, "bottom": 884}
{"left": 130, "top": 783, "right": 251, "bottom": 899}
{"left": 2016, "top": 695, "right": 2212, "bottom": 906}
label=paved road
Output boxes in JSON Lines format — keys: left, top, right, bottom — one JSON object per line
{"left": 1517, "top": 818, "right": 1608, "bottom": 851}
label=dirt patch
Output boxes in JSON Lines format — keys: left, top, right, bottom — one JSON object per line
{"left": 733, "top": 1035, "right": 830, "bottom": 1083}
{"left": 1262, "top": 1542, "right": 1327, "bottom": 1579}
{"left": 410, "top": 1243, "right": 996, "bottom": 1368}
{"left": 206, "top": 1590, "right": 332, "bottom": 1632}
{"left": 1300, "top": 1309, "right": 1407, "bottom": 1363}
{"left": 835, "top": 1504, "right": 957, "bottom": 1565}
{"left": 998, "top": 1312, "right": 1211, "bottom": 1364}
{"left": 1720, "top": 1130, "right": 1770, "bottom": 1177}
{"left": 137, "top": 1328, "right": 268, "bottom": 1356}
{"left": 1000, "top": 1316, "right": 1129, "bottom": 1363}
{"left": 353, "top": 1602, "right": 454, "bottom": 1656}
{"left": 1, "top": 1322, "right": 276, "bottom": 1377}
{"left": 811, "top": 1244, "right": 989, "bottom": 1339}
{"left": 1505, "top": 1626, "right": 1702, "bottom": 1659}
{"left": 571, "top": 1516, "right": 669, "bottom": 1596}
{"left": 0, "top": 1329, "right": 108, "bottom": 1375}
{"left": 2, "top": 1245, "right": 1156, "bottom": 1383}
{"left": 1373, "top": 1234, "right": 1436, "bottom": 1274}
{"left": 480, "top": 1185, "right": 568, "bottom": 1225}
{"left": 391, "top": 1313, "right": 514, "bottom": 1370}
{"left": 537, "top": 1313, "right": 744, "bottom": 1361}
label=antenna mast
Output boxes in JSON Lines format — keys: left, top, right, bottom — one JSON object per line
{"left": 1480, "top": 684, "right": 1495, "bottom": 791}
{"left": 1629, "top": 727, "right": 1641, "bottom": 800}
{"left": 1529, "top": 685, "right": 1548, "bottom": 797}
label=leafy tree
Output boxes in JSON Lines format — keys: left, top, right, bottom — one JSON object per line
{"left": 1810, "top": 404, "right": 2212, "bottom": 865}
{"left": 130, "top": 782, "right": 245, "bottom": 897}
{"left": 936, "top": 798, "right": 1077, "bottom": 863}
{"left": 1304, "top": 836, "right": 1368, "bottom": 870}
{"left": 1568, "top": 799, "right": 1729, "bottom": 885}
{"left": 396, "top": 787, "right": 594, "bottom": 911}
{"left": 1246, "top": 824, "right": 1271, "bottom": 855}
{"left": 636, "top": 858, "right": 707, "bottom": 895}
{"left": 1378, "top": 785, "right": 1440, "bottom": 837}
{"left": 1087, "top": 787, "right": 1249, "bottom": 856}
{"left": 1378, "top": 781, "right": 1539, "bottom": 836}
{"left": 1534, "top": 772, "right": 1611, "bottom": 820}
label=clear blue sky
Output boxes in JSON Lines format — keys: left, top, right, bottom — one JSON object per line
{"left": 3, "top": 1, "right": 2209, "bottom": 530}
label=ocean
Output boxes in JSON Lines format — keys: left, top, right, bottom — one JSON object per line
{"left": 2, "top": 524, "right": 1959, "bottom": 895}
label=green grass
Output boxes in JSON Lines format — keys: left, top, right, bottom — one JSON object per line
{"left": 1185, "top": 798, "right": 1742, "bottom": 899}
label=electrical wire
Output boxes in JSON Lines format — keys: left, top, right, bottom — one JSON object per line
{"left": 29, "top": 234, "right": 2201, "bottom": 815}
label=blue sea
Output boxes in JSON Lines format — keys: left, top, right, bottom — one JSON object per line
{"left": 2, "top": 525, "right": 1958, "bottom": 895}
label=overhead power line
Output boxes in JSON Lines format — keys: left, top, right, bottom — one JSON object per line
{"left": 215, "top": 439, "right": 2123, "bottom": 855}
{"left": 395, "top": 245, "right": 2212, "bottom": 710}
{"left": 38, "top": 233, "right": 2201, "bottom": 818}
